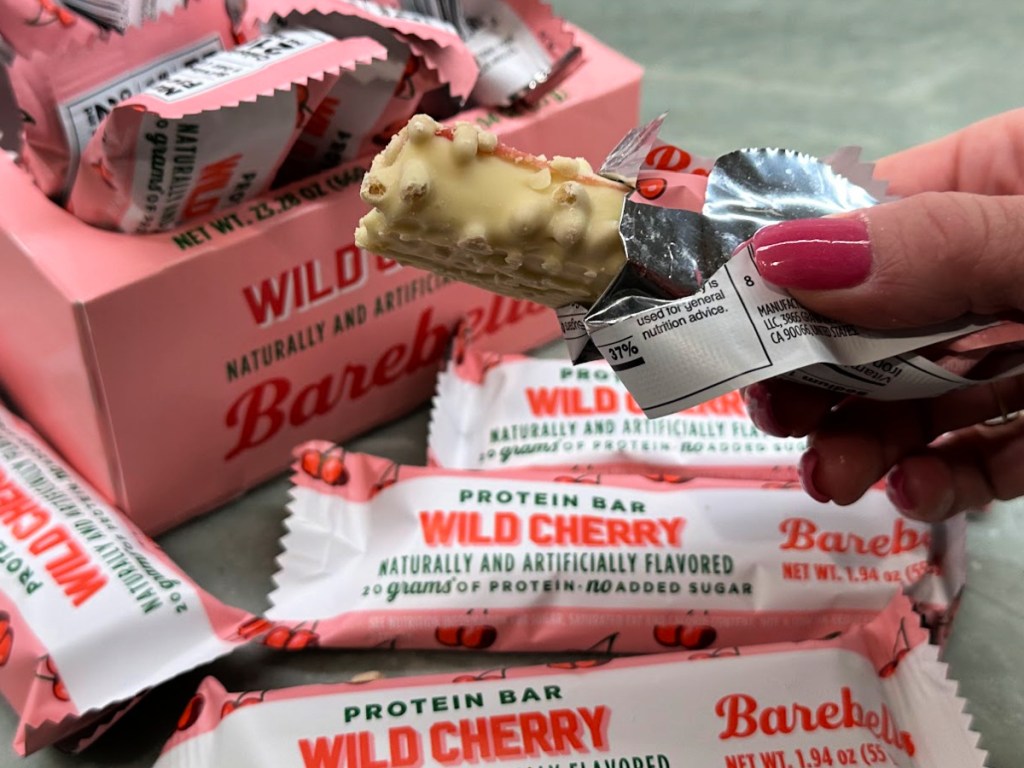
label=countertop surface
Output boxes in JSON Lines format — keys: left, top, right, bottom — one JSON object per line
{"left": 3, "top": 0, "right": 1024, "bottom": 765}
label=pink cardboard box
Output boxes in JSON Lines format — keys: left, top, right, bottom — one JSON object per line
{"left": 0, "top": 29, "right": 643, "bottom": 534}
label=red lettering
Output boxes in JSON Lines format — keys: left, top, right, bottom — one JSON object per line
{"left": 336, "top": 245, "right": 367, "bottom": 291}
{"left": 716, "top": 693, "right": 759, "bottom": 739}
{"left": 304, "top": 261, "right": 333, "bottom": 304}
{"left": 53, "top": 565, "right": 107, "bottom": 607}
{"left": 183, "top": 153, "right": 242, "bottom": 219}
{"left": 298, "top": 735, "right": 341, "bottom": 768}
{"left": 779, "top": 518, "right": 927, "bottom": 557}
{"left": 224, "top": 378, "right": 290, "bottom": 460}
{"left": 305, "top": 97, "right": 340, "bottom": 139}
{"left": 390, "top": 727, "right": 422, "bottom": 768}
{"left": 430, "top": 722, "right": 459, "bottom": 764}
{"left": 243, "top": 271, "right": 293, "bottom": 326}
{"left": 525, "top": 388, "right": 560, "bottom": 417}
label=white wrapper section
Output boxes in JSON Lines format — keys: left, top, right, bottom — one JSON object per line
{"left": 155, "top": 597, "right": 986, "bottom": 768}
{"left": 264, "top": 451, "right": 963, "bottom": 653}
{"left": 428, "top": 349, "right": 806, "bottom": 472}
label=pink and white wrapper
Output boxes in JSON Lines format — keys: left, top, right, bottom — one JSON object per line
{"left": 265, "top": 448, "right": 963, "bottom": 654}
{"left": 272, "top": 1, "right": 471, "bottom": 181}
{"left": 428, "top": 346, "right": 806, "bottom": 475}
{"left": 243, "top": 0, "right": 479, "bottom": 101}
{"left": 67, "top": 28, "right": 388, "bottom": 232}
{"left": 9, "top": 0, "right": 234, "bottom": 200}
{"left": 0, "top": 402, "right": 260, "bottom": 755}
{"left": 155, "top": 595, "right": 985, "bottom": 768}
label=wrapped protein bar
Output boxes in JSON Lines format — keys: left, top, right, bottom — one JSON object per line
{"left": 156, "top": 595, "right": 985, "bottom": 768}
{"left": 245, "top": 0, "right": 479, "bottom": 101}
{"left": 264, "top": 447, "right": 963, "bottom": 653}
{"left": 9, "top": 0, "right": 234, "bottom": 200}
{"left": 356, "top": 113, "right": 1024, "bottom": 412}
{"left": 0, "top": 402, "right": 263, "bottom": 755}
{"left": 429, "top": 345, "right": 806, "bottom": 473}
{"left": 67, "top": 29, "right": 388, "bottom": 232}
{"left": 397, "top": 0, "right": 582, "bottom": 106}
{"left": 269, "top": 1, "right": 479, "bottom": 181}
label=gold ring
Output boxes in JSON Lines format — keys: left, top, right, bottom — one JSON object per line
{"left": 983, "top": 384, "right": 1020, "bottom": 427}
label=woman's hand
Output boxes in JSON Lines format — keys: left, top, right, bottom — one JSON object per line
{"left": 742, "top": 108, "right": 1024, "bottom": 521}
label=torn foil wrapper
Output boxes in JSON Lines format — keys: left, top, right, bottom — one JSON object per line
{"left": 557, "top": 118, "right": 1023, "bottom": 416}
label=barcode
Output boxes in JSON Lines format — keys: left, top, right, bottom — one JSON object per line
{"left": 400, "top": 0, "right": 468, "bottom": 36}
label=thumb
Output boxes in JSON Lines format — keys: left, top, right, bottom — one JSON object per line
{"left": 748, "top": 192, "right": 1024, "bottom": 328}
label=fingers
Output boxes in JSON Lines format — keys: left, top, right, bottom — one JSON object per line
{"left": 883, "top": 419, "right": 1024, "bottom": 521}
{"left": 790, "top": 377, "right": 1024, "bottom": 505}
{"left": 874, "top": 107, "right": 1024, "bottom": 196}
{"left": 742, "top": 380, "right": 843, "bottom": 438}
{"left": 750, "top": 192, "right": 1024, "bottom": 329}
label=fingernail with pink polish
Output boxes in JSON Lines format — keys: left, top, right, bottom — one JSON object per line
{"left": 798, "top": 450, "right": 830, "bottom": 503}
{"left": 885, "top": 466, "right": 915, "bottom": 513}
{"left": 751, "top": 217, "right": 873, "bottom": 290}
{"left": 743, "top": 383, "right": 789, "bottom": 438}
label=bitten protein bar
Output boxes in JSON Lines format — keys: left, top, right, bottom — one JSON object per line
{"left": 355, "top": 113, "right": 631, "bottom": 307}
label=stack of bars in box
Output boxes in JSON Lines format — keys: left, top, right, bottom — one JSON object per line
{"left": 0, "top": 1, "right": 991, "bottom": 764}
{"left": 0, "top": 0, "right": 581, "bottom": 232}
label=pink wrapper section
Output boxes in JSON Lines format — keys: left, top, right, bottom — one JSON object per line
{"left": 428, "top": 344, "right": 807, "bottom": 475}
{"left": 0, "top": 403, "right": 260, "bottom": 755}
{"left": 274, "top": 5, "right": 459, "bottom": 180}
{"left": 631, "top": 139, "right": 714, "bottom": 211}
{"left": 246, "top": 0, "right": 478, "bottom": 100}
{"left": 264, "top": 449, "right": 964, "bottom": 654}
{"left": 0, "top": 0, "right": 103, "bottom": 58}
{"left": 9, "top": 0, "right": 234, "bottom": 200}
{"left": 157, "top": 595, "right": 985, "bottom": 767}
{"left": 67, "top": 29, "right": 388, "bottom": 232}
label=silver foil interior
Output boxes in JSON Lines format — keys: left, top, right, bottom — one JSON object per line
{"left": 587, "top": 145, "right": 883, "bottom": 333}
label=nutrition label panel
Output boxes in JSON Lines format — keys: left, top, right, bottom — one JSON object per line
{"left": 585, "top": 246, "right": 993, "bottom": 417}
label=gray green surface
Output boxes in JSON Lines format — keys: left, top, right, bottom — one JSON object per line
{"left": 3, "top": 1, "right": 1023, "bottom": 765}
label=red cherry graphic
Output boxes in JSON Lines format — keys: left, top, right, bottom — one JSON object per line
{"left": 547, "top": 658, "right": 612, "bottom": 671}
{"left": 177, "top": 694, "right": 204, "bottom": 731}
{"left": 37, "top": 657, "right": 69, "bottom": 702}
{"left": 370, "top": 463, "right": 400, "bottom": 498}
{"left": 237, "top": 617, "right": 273, "bottom": 640}
{"left": 300, "top": 449, "right": 321, "bottom": 477}
{"left": 452, "top": 667, "right": 507, "bottom": 684}
{"left": 220, "top": 694, "right": 264, "bottom": 719}
{"left": 0, "top": 612, "right": 13, "bottom": 666}
{"left": 300, "top": 448, "right": 349, "bottom": 486}
{"left": 436, "top": 625, "right": 497, "bottom": 650}
{"left": 689, "top": 646, "right": 741, "bottom": 661}
{"left": 554, "top": 473, "right": 601, "bottom": 485}
{"left": 637, "top": 177, "right": 667, "bottom": 200}
{"left": 653, "top": 623, "right": 717, "bottom": 650}
{"left": 878, "top": 618, "right": 912, "bottom": 678}
{"left": 263, "top": 625, "right": 319, "bottom": 651}
{"left": 643, "top": 473, "right": 690, "bottom": 485}
{"left": 320, "top": 455, "right": 347, "bottom": 485}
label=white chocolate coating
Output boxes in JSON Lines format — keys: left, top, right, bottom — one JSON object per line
{"left": 355, "top": 114, "right": 628, "bottom": 307}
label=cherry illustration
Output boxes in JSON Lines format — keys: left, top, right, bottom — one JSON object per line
{"left": 27, "top": 0, "right": 76, "bottom": 27}
{"left": 546, "top": 633, "right": 618, "bottom": 670}
{"left": 37, "top": 656, "right": 69, "bottom": 702}
{"left": 300, "top": 447, "right": 348, "bottom": 486}
{"left": 435, "top": 625, "right": 498, "bottom": 650}
{"left": 553, "top": 472, "right": 601, "bottom": 485}
{"left": 637, "top": 177, "right": 667, "bottom": 200}
{"left": 236, "top": 617, "right": 273, "bottom": 641}
{"left": 878, "top": 618, "right": 912, "bottom": 678}
{"left": 369, "top": 462, "right": 400, "bottom": 498}
{"left": 643, "top": 472, "right": 691, "bottom": 484}
{"left": 453, "top": 667, "right": 507, "bottom": 684}
{"left": 176, "top": 694, "right": 204, "bottom": 731}
{"left": 220, "top": 692, "right": 265, "bottom": 719}
{"left": 0, "top": 612, "right": 13, "bottom": 666}
{"left": 653, "top": 614, "right": 717, "bottom": 650}
{"left": 263, "top": 623, "right": 319, "bottom": 651}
